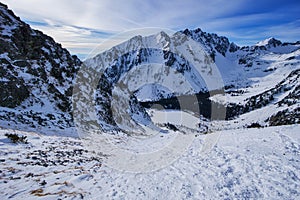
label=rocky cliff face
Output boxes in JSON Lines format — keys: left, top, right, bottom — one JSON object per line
{"left": 0, "top": 3, "right": 81, "bottom": 135}
{"left": 181, "top": 28, "right": 239, "bottom": 58}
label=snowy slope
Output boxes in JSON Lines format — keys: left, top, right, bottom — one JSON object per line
{"left": 0, "top": 122, "right": 299, "bottom": 199}
{"left": 0, "top": 3, "right": 82, "bottom": 136}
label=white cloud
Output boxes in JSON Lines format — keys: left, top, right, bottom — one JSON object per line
{"left": 1, "top": 0, "right": 243, "bottom": 57}
{"left": 2, "top": 0, "right": 243, "bottom": 31}
{"left": 1, "top": 0, "right": 299, "bottom": 58}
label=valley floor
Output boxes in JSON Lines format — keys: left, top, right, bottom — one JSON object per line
{"left": 0, "top": 124, "right": 299, "bottom": 199}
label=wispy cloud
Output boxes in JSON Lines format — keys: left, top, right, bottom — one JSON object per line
{"left": 2, "top": 0, "right": 300, "bottom": 59}
{"left": 26, "top": 20, "right": 112, "bottom": 59}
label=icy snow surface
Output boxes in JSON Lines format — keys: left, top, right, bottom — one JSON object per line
{"left": 0, "top": 120, "right": 299, "bottom": 199}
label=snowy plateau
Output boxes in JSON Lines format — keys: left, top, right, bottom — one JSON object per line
{"left": 0, "top": 2, "right": 300, "bottom": 200}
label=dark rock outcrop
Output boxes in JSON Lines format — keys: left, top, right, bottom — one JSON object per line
{"left": 0, "top": 3, "right": 81, "bottom": 134}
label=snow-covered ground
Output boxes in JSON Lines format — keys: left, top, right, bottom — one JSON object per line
{"left": 1, "top": 120, "right": 299, "bottom": 199}
{"left": 0, "top": 4, "right": 299, "bottom": 199}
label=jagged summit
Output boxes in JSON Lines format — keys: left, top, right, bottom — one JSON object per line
{"left": 181, "top": 28, "right": 239, "bottom": 56}
{"left": 255, "top": 37, "right": 282, "bottom": 47}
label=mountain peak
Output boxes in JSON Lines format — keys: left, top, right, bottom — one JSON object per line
{"left": 181, "top": 28, "right": 234, "bottom": 56}
{"left": 155, "top": 31, "right": 171, "bottom": 49}
{"left": 255, "top": 37, "right": 282, "bottom": 47}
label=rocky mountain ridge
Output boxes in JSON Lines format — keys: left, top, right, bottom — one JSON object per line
{"left": 0, "top": 2, "right": 299, "bottom": 135}
{"left": 0, "top": 3, "right": 81, "bottom": 136}
{"left": 84, "top": 28, "right": 299, "bottom": 132}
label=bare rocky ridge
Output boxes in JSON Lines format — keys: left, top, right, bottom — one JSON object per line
{"left": 0, "top": 3, "right": 81, "bottom": 135}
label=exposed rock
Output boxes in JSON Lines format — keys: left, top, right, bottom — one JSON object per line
{"left": 0, "top": 3, "right": 81, "bottom": 134}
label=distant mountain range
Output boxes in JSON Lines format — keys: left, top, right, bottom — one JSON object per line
{"left": 0, "top": 2, "right": 299, "bottom": 135}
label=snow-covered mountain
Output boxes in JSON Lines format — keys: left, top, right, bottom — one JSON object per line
{"left": 83, "top": 28, "right": 300, "bottom": 133}
{"left": 0, "top": 3, "right": 81, "bottom": 136}
{"left": 0, "top": 2, "right": 299, "bottom": 135}
{"left": 183, "top": 29, "right": 300, "bottom": 126}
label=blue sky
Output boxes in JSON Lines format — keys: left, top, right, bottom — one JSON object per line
{"left": 2, "top": 0, "right": 300, "bottom": 60}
